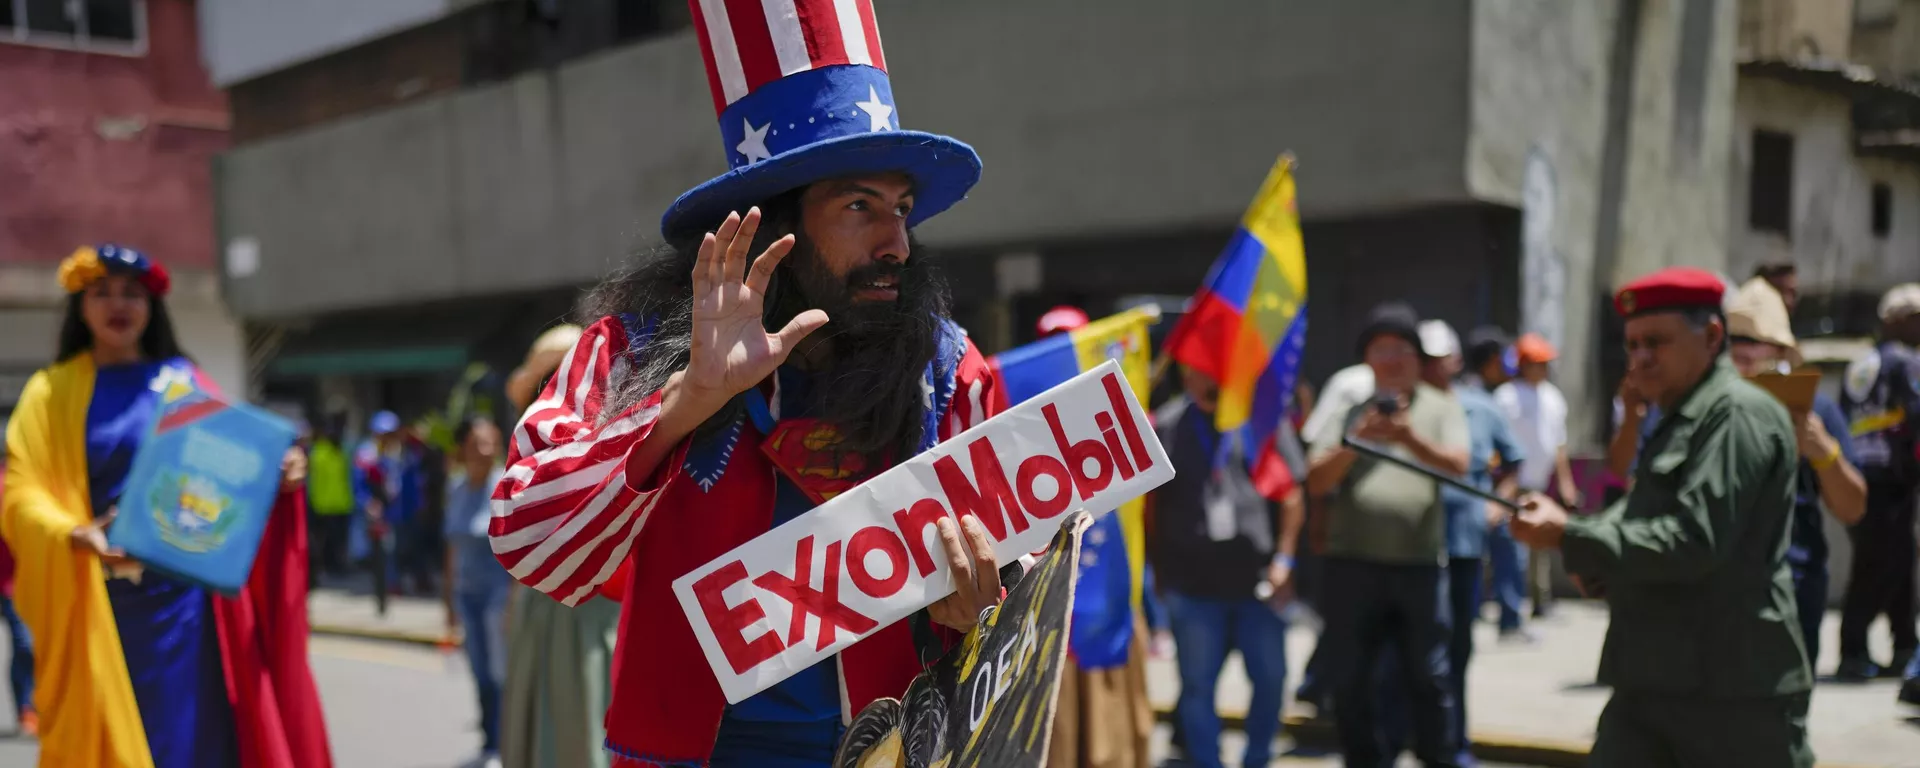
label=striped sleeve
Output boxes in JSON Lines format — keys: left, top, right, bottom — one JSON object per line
{"left": 489, "top": 316, "right": 676, "bottom": 607}
{"left": 941, "top": 338, "right": 1001, "bottom": 441}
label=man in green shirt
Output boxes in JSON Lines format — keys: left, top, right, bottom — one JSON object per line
{"left": 1510, "top": 267, "right": 1813, "bottom": 768}
{"left": 1307, "top": 302, "right": 1470, "bottom": 767}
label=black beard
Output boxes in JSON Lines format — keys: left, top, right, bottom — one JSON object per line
{"left": 583, "top": 220, "right": 951, "bottom": 466}
{"left": 768, "top": 234, "right": 950, "bottom": 461}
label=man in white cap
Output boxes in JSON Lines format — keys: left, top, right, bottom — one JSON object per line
{"left": 1839, "top": 284, "right": 1920, "bottom": 697}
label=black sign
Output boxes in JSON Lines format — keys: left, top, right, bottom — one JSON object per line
{"left": 834, "top": 511, "right": 1086, "bottom": 768}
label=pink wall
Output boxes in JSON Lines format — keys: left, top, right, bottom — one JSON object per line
{"left": 0, "top": 0, "right": 228, "bottom": 270}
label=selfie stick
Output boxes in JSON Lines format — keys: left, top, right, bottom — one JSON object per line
{"left": 1341, "top": 436, "right": 1521, "bottom": 513}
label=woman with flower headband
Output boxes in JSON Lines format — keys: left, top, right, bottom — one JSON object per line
{"left": 0, "top": 245, "right": 332, "bottom": 768}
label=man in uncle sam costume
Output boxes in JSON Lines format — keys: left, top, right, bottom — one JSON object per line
{"left": 486, "top": 1, "right": 1009, "bottom": 765}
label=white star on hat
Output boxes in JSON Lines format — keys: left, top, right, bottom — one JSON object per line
{"left": 855, "top": 85, "right": 894, "bottom": 132}
{"left": 737, "top": 119, "right": 772, "bottom": 164}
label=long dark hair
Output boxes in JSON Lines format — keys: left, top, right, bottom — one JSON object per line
{"left": 55, "top": 289, "right": 187, "bottom": 363}
{"left": 582, "top": 188, "right": 952, "bottom": 462}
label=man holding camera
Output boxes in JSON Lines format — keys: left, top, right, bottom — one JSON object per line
{"left": 1308, "top": 302, "right": 1471, "bottom": 767}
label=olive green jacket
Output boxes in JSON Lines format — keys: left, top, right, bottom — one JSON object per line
{"left": 1563, "top": 359, "right": 1812, "bottom": 698}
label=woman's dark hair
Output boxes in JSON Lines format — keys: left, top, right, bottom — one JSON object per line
{"left": 55, "top": 288, "right": 187, "bottom": 363}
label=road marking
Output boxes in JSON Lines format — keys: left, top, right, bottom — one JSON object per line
{"left": 309, "top": 635, "right": 452, "bottom": 673}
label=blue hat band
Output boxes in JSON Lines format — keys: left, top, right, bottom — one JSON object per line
{"left": 719, "top": 64, "right": 900, "bottom": 172}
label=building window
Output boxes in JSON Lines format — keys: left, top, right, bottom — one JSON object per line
{"left": 1872, "top": 183, "right": 1893, "bottom": 238}
{"left": 1749, "top": 130, "right": 1794, "bottom": 236}
{"left": 3, "top": 0, "right": 145, "bottom": 53}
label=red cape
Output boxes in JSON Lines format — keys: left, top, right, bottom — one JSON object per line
{"left": 212, "top": 489, "right": 334, "bottom": 768}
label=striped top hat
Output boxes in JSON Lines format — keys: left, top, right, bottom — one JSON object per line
{"left": 661, "top": 0, "right": 982, "bottom": 240}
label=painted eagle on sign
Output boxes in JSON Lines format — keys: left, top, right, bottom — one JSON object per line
{"left": 833, "top": 511, "right": 1088, "bottom": 768}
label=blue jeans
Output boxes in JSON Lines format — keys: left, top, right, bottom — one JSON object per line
{"left": 1141, "top": 563, "right": 1169, "bottom": 633}
{"left": 1485, "top": 524, "right": 1527, "bottom": 631}
{"left": 1322, "top": 558, "right": 1463, "bottom": 768}
{"left": 1163, "top": 590, "right": 1289, "bottom": 768}
{"left": 457, "top": 588, "right": 508, "bottom": 754}
{"left": 1790, "top": 563, "right": 1827, "bottom": 669}
{"left": 0, "top": 595, "right": 31, "bottom": 717}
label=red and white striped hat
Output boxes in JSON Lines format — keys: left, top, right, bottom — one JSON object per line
{"left": 662, "top": 0, "right": 982, "bottom": 240}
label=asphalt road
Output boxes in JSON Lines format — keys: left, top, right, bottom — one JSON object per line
{"left": 0, "top": 633, "right": 1534, "bottom": 767}
{"left": 0, "top": 634, "right": 488, "bottom": 768}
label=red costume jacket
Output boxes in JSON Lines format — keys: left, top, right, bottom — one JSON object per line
{"left": 490, "top": 314, "right": 1000, "bottom": 765}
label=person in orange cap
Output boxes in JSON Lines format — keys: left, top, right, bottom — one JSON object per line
{"left": 1492, "top": 333, "right": 1577, "bottom": 621}
{"left": 1509, "top": 266, "right": 1813, "bottom": 767}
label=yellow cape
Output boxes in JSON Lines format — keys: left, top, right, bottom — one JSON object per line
{"left": 2, "top": 355, "right": 154, "bottom": 767}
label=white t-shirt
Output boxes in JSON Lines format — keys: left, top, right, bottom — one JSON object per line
{"left": 1494, "top": 379, "right": 1567, "bottom": 491}
{"left": 1303, "top": 363, "right": 1376, "bottom": 447}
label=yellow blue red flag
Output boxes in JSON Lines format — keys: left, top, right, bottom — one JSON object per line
{"left": 1161, "top": 155, "right": 1307, "bottom": 500}
{"left": 988, "top": 306, "right": 1156, "bottom": 669}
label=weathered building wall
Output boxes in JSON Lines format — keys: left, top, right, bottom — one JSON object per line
{"left": 1730, "top": 78, "right": 1920, "bottom": 298}
{"left": 1613, "top": 0, "right": 1739, "bottom": 283}
{"left": 0, "top": 0, "right": 226, "bottom": 269}
{"left": 0, "top": 0, "right": 247, "bottom": 397}
{"left": 1469, "top": 0, "right": 1738, "bottom": 449}
{"left": 1739, "top": 0, "right": 1856, "bottom": 60}
{"left": 1851, "top": 0, "right": 1920, "bottom": 78}
{"left": 215, "top": 0, "right": 1479, "bottom": 320}
{"left": 1469, "top": 0, "right": 1616, "bottom": 450}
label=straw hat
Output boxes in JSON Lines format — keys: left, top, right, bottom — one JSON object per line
{"left": 1726, "top": 277, "right": 1801, "bottom": 366}
{"left": 507, "top": 324, "right": 584, "bottom": 412}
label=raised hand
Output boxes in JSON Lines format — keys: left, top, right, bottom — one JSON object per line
{"left": 684, "top": 208, "right": 830, "bottom": 401}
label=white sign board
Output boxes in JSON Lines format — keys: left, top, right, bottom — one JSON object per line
{"left": 673, "top": 361, "right": 1174, "bottom": 704}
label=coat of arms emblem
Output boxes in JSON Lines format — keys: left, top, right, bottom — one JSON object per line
{"left": 149, "top": 472, "right": 239, "bottom": 553}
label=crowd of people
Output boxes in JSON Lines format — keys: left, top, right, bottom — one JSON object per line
{"left": 3, "top": 0, "right": 1920, "bottom": 765}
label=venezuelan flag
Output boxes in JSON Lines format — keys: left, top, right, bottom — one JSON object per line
{"left": 1162, "top": 155, "right": 1308, "bottom": 500}
{"left": 989, "top": 306, "right": 1157, "bottom": 669}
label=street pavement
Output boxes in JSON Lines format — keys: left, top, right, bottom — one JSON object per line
{"left": 1141, "top": 600, "right": 1920, "bottom": 768}
{"left": 300, "top": 587, "right": 1920, "bottom": 767}
{"left": 0, "top": 587, "right": 1915, "bottom": 767}
{"left": 0, "top": 631, "right": 488, "bottom": 768}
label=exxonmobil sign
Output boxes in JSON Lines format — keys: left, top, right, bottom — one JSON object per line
{"left": 672, "top": 360, "right": 1174, "bottom": 704}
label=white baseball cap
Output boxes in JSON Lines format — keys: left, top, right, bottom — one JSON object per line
{"left": 1419, "top": 319, "right": 1460, "bottom": 359}
{"left": 1880, "top": 283, "right": 1920, "bottom": 323}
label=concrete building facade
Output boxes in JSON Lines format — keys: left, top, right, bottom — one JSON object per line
{"left": 204, "top": 0, "right": 1741, "bottom": 450}
{"left": 1728, "top": 0, "right": 1920, "bottom": 336}
{"left": 0, "top": 0, "right": 248, "bottom": 427}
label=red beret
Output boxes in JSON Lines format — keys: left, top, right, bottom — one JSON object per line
{"left": 1615, "top": 267, "right": 1725, "bottom": 317}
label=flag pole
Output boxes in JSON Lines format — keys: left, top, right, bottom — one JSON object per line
{"left": 1148, "top": 353, "right": 1174, "bottom": 389}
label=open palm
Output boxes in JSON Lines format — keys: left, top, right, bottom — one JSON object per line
{"left": 685, "top": 208, "right": 829, "bottom": 399}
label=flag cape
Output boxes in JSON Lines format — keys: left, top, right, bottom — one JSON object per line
{"left": 1161, "top": 156, "right": 1308, "bottom": 500}
{"left": 988, "top": 307, "right": 1156, "bottom": 669}
{"left": 0, "top": 355, "right": 332, "bottom": 768}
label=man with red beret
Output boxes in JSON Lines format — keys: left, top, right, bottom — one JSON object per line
{"left": 1509, "top": 267, "right": 1813, "bottom": 767}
